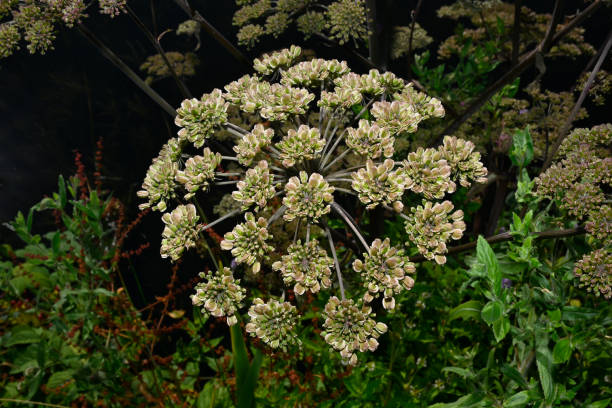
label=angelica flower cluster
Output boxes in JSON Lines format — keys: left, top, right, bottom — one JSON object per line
{"left": 140, "top": 45, "right": 487, "bottom": 364}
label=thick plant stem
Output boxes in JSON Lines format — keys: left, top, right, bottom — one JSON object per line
{"left": 77, "top": 25, "right": 177, "bottom": 117}
{"left": 126, "top": 5, "right": 192, "bottom": 98}
{"left": 541, "top": 28, "right": 612, "bottom": 172}
{"left": 326, "top": 226, "right": 346, "bottom": 300}
{"left": 410, "top": 225, "right": 585, "bottom": 263}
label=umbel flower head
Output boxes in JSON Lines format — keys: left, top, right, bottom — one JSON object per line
{"left": 272, "top": 239, "right": 333, "bottom": 295}
{"left": 175, "top": 147, "right": 222, "bottom": 200}
{"left": 221, "top": 212, "right": 273, "bottom": 273}
{"left": 574, "top": 249, "right": 611, "bottom": 299}
{"left": 283, "top": 172, "right": 334, "bottom": 222}
{"left": 322, "top": 297, "right": 388, "bottom": 366}
{"left": 160, "top": 204, "right": 200, "bottom": 261}
{"left": 404, "top": 200, "right": 465, "bottom": 264}
{"left": 246, "top": 298, "right": 301, "bottom": 350}
{"left": 353, "top": 238, "right": 415, "bottom": 309}
{"left": 191, "top": 267, "right": 247, "bottom": 326}
{"left": 140, "top": 45, "right": 487, "bottom": 364}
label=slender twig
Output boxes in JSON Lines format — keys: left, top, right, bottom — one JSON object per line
{"left": 126, "top": 5, "right": 192, "bottom": 98}
{"left": 541, "top": 28, "right": 612, "bottom": 172}
{"left": 306, "top": 223, "right": 311, "bottom": 243}
{"left": 225, "top": 122, "right": 249, "bottom": 134}
{"left": 539, "top": 0, "right": 564, "bottom": 53}
{"left": 410, "top": 225, "right": 586, "bottom": 262}
{"left": 172, "top": 0, "right": 250, "bottom": 68}
{"left": 322, "top": 149, "right": 351, "bottom": 173}
{"left": 433, "top": 0, "right": 603, "bottom": 143}
{"left": 215, "top": 180, "right": 240, "bottom": 186}
{"left": 326, "top": 226, "right": 346, "bottom": 300}
{"left": 406, "top": 0, "right": 424, "bottom": 78}
{"left": 266, "top": 205, "right": 286, "bottom": 227}
{"left": 200, "top": 209, "right": 242, "bottom": 232}
{"left": 77, "top": 25, "right": 176, "bottom": 117}
{"left": 0, "top": 399, "right": 69, "bottom": 408}
{"left": 222, "top": 155, "right": 240, "bottom": 162}
{"left": 334, "top": 187, "right": 358, "bottom": 197}
{"left": 331, "top": 202, "right": 370, "bottom": 252}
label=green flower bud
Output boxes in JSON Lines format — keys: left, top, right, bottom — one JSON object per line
{"left": 160, "top": 204, "right": 200, "bottom": 261}
{"left": 272, "top": 239, "right": 333, "bottom": 295}
{"left": 246, "top": 298, "right": 301, "bottom": 350}
{"left": 192, "top": 267, "right": 246, "bottom": 326}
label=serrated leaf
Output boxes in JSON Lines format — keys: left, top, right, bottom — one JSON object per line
{"left": 492, "top": 317, "right": 510, "bottom": 342}
{"left": 500, "top": 364, "right": 528, "bottom": 389}
{"left": 476, "top": 236, "right": 501, "bottom": 296}
{"left": 482, "top": 300, "right": 503, "bottom": 325}
{"left": 552, "top": 338, "right": 571, "bottom": 364}
{"left": 536, "top": 348, "right": 554, "bottom": 402}
{"left": 503, "top": 391, "right": 530, "bottom": 407}
{"left": 449, "top": 300, "right": 482, "bottom": 322}
{"left": 442, "top": 366, "right": 475, "bottom": 379}
{"left": 46, "top": 369, "right": 74, "bottom": 389}
{"left": 1, "top": 326, "right": 42, "bottom": 347}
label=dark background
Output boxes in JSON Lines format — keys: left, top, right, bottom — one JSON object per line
{"left": 0, "top": 0, "right": 609, "bottom": 302}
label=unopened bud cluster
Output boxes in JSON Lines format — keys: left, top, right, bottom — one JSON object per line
{"left": 192, "top": 267, "right": 247, "bottom": 326}
{"left": 246, "top": 298, "right": 301, "bottom": 350}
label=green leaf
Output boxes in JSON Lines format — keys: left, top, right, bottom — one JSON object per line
{"left": 536, "top": 348, "right": 554, "bottom": 402}
{"left": 509, "top": 127, "right": 534, "bottom": 169}
{"left": 58, "top": 175, "right": 67, "bottom": 208}
{"left": 481, "top": 300, "right": 503, "bottom": 325}
{"left": 503, "top": 391, "right": 530, "bottom": 407}
{"left": 552, "top": 338, "right": 572, "bottom": 364}
{"left": 51, "top": 231, "right": 61, "bottom": 257}
{"left": 492, "top": 317, "right": 510, "bottom": 342}
{"left": 442, "top": 366, "right": 475, "bottom": 379}
{"left": 476, "top": 236, "right": 501, "bottom": 296}
{"left": 500, "top": 364, "right": 528, "bottom": 389}
{"left": 429, "top": 392, "right": 487, "bottom": 407}
{"left": 46, "top": 370, "right": 74, "bottom": 389}
{"left": 586, "top": 399, "right": 612, "bottom": 408}
{"left": 449, "top": 300, "right": 483, "bottom": 322}
{"left": 1, "top": 326, "right": 42, "bottom": 347}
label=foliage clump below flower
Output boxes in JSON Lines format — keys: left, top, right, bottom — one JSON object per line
{"left": 191, "top": 267, "right": 247, "bottom": 325}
